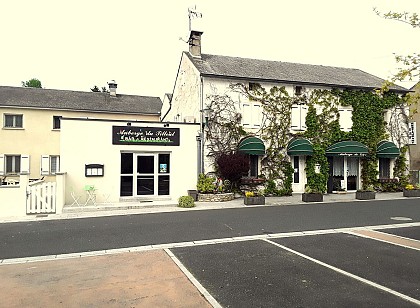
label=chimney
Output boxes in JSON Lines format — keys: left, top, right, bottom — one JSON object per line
{"left": 189, "top": 31, "right": 203, "bottom": 58}
{"left": 108, "top": 80, "right": 117, "bottom": 96}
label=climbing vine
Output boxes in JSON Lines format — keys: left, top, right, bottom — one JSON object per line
{"left": 336, "top": 90, "right": 405, "bottom": 189}
{"left": 205, "top": 82, "right": 408, "bottom": 194}
{"left": 230, "top": 83, "right": 295, "bottom": 195}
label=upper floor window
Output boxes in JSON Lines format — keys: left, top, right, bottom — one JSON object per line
{"left": 4, "top": 114, "right": 23, "bottom": 128}
{"left": 249, "top": 82, "right": 260, "bottom": 91}
{"left": 242, "top": 103, "right": 262, "bottom": 128}
{"left": 338, "top": 108, "right": 353, "bottom": 132}
{"left": 53, "top": 116, "right": 61, "bottom": 130}
{"left": 295, "top": 86, "right": 303, "bottom": 96}
{"left": 291, "top": 103, "right": 307, "bottom": 131}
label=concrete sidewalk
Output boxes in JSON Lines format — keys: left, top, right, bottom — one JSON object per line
{"left": 0, "top": 192, "right": 407, "bottom": 224}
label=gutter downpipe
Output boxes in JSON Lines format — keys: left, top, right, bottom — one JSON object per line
{"left": 200, "top": 75, "right": 205, "bottom": 176}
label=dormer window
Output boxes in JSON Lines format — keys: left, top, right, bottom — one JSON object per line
{"left": 295, "top": 86, "right": 303, "bottom": 96}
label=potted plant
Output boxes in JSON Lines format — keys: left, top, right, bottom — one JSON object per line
{"left": 403, "top": 184, "right": 420, "bottom": 197}
{"left": 244, "top": 191, "right": 265, "bottom": 205}
{"left": 356, "top": 184, "right": 376, "bottom": 200}
{"left": 302, "top": 186, "right": 323, "bottom": 202}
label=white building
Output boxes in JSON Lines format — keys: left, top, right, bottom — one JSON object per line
{"left": 163, "top": 30, "right": 409, "bottom": 193}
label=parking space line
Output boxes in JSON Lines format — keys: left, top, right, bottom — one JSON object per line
{"left": 164, "top": 248, "right": 222, "bottom": 308}
{"left": 345, "top": 229, "right": 420, "bottom": 251}
{"left": 264, "top": 239, "right": 420, "bottom": 306}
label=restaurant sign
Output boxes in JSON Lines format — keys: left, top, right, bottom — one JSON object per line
{"left": 112, "top": 126, "right": 180, "bottom": 146}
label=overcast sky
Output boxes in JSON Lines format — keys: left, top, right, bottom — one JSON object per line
{"left": 1, "top": 0, "right": 419, "bottom": 98}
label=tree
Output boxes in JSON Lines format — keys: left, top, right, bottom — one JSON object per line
{"left": 21, "top": 78, "right": 42, "bottom": 88}
{"left": 374, "top": 9, "right": 420, "bottom": 85}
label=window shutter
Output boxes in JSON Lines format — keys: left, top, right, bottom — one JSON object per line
{"left": 41, "top": 155, "right": 50, "bottom": 175}
{"left": 253, "top": 104, "right": 261, "bottom": 127}
{"left": 0, "top": 154, "right": 4, "bottom": 176}
{"left": 20, "top": 155, "right": 30, "bottom": 174}
{"left": 300, "top": 105, "right": 308, "bottom": 130}
{"left": 291, "top": 105, "right": 301, "bottom": 130}
{"left": 339, "top": 109, "right": 352, "bottom": 132}
{"left": 242, "top": 103, "right": 251, "bottom": 126}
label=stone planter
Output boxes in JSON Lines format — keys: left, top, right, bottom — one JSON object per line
{"left": 355, "top": 191, "right": 376, "bottom": 200}
{"left": 403, "top": 189, "right": 420, "bottom": 197}
{"left": 244, "top": 196, "right": 265, "bottom": 205}
{"left": 198, "top": 192, "right": 234, "bottom": 202}
{"left": 302, "top": 193, "right": 323, "bottom": 202}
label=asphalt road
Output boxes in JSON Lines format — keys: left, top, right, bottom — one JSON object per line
{"left": 0, "top": 198, "right": 419, "bottom": 260}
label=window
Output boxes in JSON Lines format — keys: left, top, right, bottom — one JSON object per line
{"left": 379, "top": 158, "right": 391, "bottom": 179}
{"left": 295, "top": 86, "right": 303, "bottom": 96}
{"left": 0, "top": 154, "right": 30, "bottom": 175}
{"left": 41, "top": 155, "right": 60, "bottom": 175}
{"left": 291, "top": 104, "right": 308, "bottom": 131}
{"left": 339, "top": 108, "right": 352, "bottom": 132}
{"left": 6, "top": 155, "right": 20, "bottom": 174}
{"left": 120, "top": 153, "right": 170, "bottom": 197}
{"left": 53, "top": 116, "right": 61, "bottom": 129}
{"left": 293, "top": 156, "right": 299, "bottom": 183}
{"left": 242, "top": 103, "right": 262, "bottom": 128}
{"left": 249, "top": 82, "right": 260, "bottom": 91}
{"left": 4, "top": 114, "right": 23, "bottom": 128}
{"left": 250, "top": 155, "right": 259, "bottom": 177}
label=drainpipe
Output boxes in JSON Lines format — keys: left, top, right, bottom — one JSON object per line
{"left": 200, "top": 76, "right": 205, "bottom": 175}
{"left": 161, "top": 97, "right": 172, "bottom": 122}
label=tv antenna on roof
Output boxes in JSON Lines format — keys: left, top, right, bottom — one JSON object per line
{"left": 188, "top": 5, "right": 202, "bottom": 31}
{"left": 180, "top": 6, "right": 203, "bottom": 43}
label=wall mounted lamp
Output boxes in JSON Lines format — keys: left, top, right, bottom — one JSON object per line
{"left": 201, "top": 107, "right": 213, "bottom": 128}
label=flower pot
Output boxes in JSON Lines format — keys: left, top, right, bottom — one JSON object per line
{"left": 403, "top": 189, "right": 420, "bottom": 197}
{"left": 187, "top": 190, "right": 198, "bottom": 201}
{"left": 244, "top": 196, "right": 265, "bottom": 205}
{"left": 302, "top": 193, "right": 323, "bottom": 202}
{"left": 355, "top": 191, "right": 376, "bottom": 200}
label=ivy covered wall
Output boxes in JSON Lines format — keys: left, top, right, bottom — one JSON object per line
{"left": 205, "top": 82, "right": 409, "bottom": 195}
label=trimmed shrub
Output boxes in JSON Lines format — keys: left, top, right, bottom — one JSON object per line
{"left": 178, "top": 195, "right": 195, "bottom": 208}
{"left": 197, "top": 173, "right": 216, "bottom": 193}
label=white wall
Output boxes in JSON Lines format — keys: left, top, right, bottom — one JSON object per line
{"left": 60, "top": 119, "right": 199, "bottom": 205}
{"left": 165, "top": 53, "right": 201, "bottom": 123}
{"left": 0, "top": 175, "right": 28, "bottom": 217}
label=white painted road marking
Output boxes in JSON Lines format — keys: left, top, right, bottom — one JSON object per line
{"left": 165, "top": 248, "right": 222, "bottom": 308}
{"left": 264, "top": 239, "right": 420, "bottom": 306}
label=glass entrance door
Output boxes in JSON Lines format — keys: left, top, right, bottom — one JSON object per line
{"left": 120, "top": 152, "right": 170, "bottom": 197}
{"left": 137, "top": 155, "right": 155, "bottom": 195}
{"left": 331, "top": 156, "right": 359, "bottom": 191}
{"left": 346, "top": 157, "right": 359, "bottom": 191}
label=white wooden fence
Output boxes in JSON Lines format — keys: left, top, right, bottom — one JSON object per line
{"left": 26, "top": 180, "right": 57, "bottom": 214}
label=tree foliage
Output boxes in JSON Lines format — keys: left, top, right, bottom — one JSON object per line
{"left": 21, "top": 78, "right": 42, "bottom": 88}
{"left": 374, "top": 8, "right": 420, "bottom": 112}
{"left": 216, "top": 152, "right": 249, "bottom": 184}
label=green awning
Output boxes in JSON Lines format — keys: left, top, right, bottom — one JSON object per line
{"left": 377, "top": 140, "right": 399, "bottom": 158}
{"left": 238, "top": 136, "right": 265, "bottom": 155}
{"left": 287, "top": 138, "right": 314, "bottom": 156}
{"left": 326, "top": 141, "right": 368, "bottom": 156}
